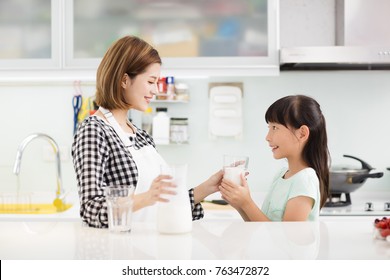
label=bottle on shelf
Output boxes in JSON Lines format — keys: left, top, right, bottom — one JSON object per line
{"left": 166, "top": 76, "right": 175, "bottom": 100}
{"left": 142, "top": 107, "right": 153, "bottom": 135}
{"left": 152, "top": 107, "right": 170, "bottom": 145}
{"left": 156, "top": 77, "right": 167, "bottom": 100}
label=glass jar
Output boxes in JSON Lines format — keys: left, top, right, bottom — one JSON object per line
{"left": 174, "top": 82, "right": 190, "bottom": 101}
{"left": 170, "top": 118, "right": 188, "bottom": 144}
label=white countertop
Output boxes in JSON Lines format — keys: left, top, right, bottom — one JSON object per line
{"left": 0, "top": 218, "right": 389, "bottom": 260}
{"left": 1, "top": 191, "right": 389, "bottom": 260}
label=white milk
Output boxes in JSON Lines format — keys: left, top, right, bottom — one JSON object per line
{"left": 223, "top": 166, "right": 245, "bottom": 185}
{"left": 158, "top": 163, "right": 192, "bottom": 234}
{"left": 157, "top": 202, "right": 192, "bottom": 234}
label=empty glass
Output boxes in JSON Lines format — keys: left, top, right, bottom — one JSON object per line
{"left": 104, "top": 186, "right": 135, "bottom": 234}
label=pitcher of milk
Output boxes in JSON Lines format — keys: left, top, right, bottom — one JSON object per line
{"left": 157, "top": 164, "right": 192, "bottom": 234}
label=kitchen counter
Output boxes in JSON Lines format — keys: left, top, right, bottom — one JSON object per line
{"left": 1, "top": 191, "right": 389, "bottom": 260}
{"left": 1, "top": 218, "right": 389, "bottom": 260}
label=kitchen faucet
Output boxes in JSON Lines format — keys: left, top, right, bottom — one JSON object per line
{"left": 13, "top": 133, "right": 65, "bottom": 207}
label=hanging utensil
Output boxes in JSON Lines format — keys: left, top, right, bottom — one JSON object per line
{"left": 73, "top": 80, "right": 82, "bottom": 135}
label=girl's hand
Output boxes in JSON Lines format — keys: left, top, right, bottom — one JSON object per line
{"left": 140, "top": 175, "right": 177, "bottom": 207}
{"left": 219, "top": 173, "right": 251, "bottom": 209}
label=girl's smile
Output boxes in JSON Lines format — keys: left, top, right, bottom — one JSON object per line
{"left": 270, "top": 145, "right": 279, "bottom": 152}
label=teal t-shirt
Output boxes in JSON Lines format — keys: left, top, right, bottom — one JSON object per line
{"left": 261, "top": 167, "right": 320, "bottom": 221}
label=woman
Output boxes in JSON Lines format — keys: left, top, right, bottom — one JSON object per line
{"left": 72, "top": 36, "right": 222, "bottom": 228}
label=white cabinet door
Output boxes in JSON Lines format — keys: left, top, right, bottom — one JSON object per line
{"left": 64, "top": 0, "right": 279, "bottom": 76}
{"left": 0, "top": 0, "right": 61, "bottom": 69}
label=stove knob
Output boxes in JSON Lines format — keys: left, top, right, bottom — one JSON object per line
{"left": 365, "top": 202, "right": 374, "bottom": 211}
{"left": 384, "top": 202, "right": 390, "bottom": 211}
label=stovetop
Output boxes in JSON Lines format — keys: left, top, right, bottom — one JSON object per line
{"left": 207, "top": 191, "right": 390, "bottom": 217}
{"left": 320, "top": 191, "right": 390, "bottom": 216}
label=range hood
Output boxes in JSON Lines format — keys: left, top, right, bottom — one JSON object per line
{"left": 280, "top": 0, "right": 390, "bottom": 70}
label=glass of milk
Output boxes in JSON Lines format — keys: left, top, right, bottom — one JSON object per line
{"left": 223, "top": 155, "right": 249, "bottom": 185}
{"left": 157, "top": 163, "right": 192, "bottom": 234}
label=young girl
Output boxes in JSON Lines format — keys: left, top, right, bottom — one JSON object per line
{"left": 219, "top": 95, "right": 330, "bottom": 221}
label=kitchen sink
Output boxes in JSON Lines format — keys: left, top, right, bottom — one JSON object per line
{"left": 0, "top": 191, "right": 80, "bottom": 221}
{"left": 0, "top": 203, "right": 73, "bottom": 214}
{"left": 0, "top": 192, "right": 74, "bottom": 214}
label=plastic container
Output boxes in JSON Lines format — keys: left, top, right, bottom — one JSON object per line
{"left": 152, "top": 107, "right": 170, "bottom": 145}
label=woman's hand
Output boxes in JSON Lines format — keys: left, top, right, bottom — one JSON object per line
{"left": 133, "top": 175, "right": 176, "bottom": 211}
{"left": 193, "top": 169, "right": 224, "bottom": 204}
{"left": 205, "top": 169, "right": 224, "bottom": 194}
{"left": 219, "top": 173, "right": 252, "bottom": 210}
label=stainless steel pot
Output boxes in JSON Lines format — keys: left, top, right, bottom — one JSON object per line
{"left": 330, "top": 155, "right": 383, "bottom": 194}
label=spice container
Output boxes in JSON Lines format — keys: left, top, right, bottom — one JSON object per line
{"left": 170, "top": 118, "right": 189, "bottom": 144}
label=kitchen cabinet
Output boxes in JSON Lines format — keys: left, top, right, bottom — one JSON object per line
{"left": 64, "top": 0, "right": 279, "bottom": 76}
{"left": 280, "top": 0, "right": 335, "bottom": 48}
{"left": 0, "top": 0, "right": 61, "bottom": 69}
{"left": 0, "top": 0, "right": 278, "bottom": 82}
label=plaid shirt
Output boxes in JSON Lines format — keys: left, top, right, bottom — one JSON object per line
{"left": 72, "top": 116, "right": 204, "bottom": 228}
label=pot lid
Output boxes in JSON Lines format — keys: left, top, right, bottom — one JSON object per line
{"left": 330, "top": 165, "right": 369, "bottom": 174}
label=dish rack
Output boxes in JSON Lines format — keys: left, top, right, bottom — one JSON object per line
{"left": 0, "top": 192, "right": 33, "bottom": 213}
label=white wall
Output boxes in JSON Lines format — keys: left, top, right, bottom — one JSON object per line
{"left": 1, "top": 70, "right": 390, "bottom": 199}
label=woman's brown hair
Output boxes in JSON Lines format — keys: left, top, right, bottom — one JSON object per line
{"left": 95, "top": 36, "right": 161, "bottom": 110}
{"left": 265, "top": 95, "right": 330, "bottom": 208}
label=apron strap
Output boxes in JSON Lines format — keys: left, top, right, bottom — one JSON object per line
{"left": 99, "top": 107, "right": 133, "bottom": 148}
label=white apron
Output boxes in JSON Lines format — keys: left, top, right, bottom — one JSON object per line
{"left": 99, "top": 107, "right": 166, "bottom": 222}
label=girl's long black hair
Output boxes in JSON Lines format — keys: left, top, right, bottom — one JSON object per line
{"left": 265, "top": 95, "right": 330, "bottom": 208}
